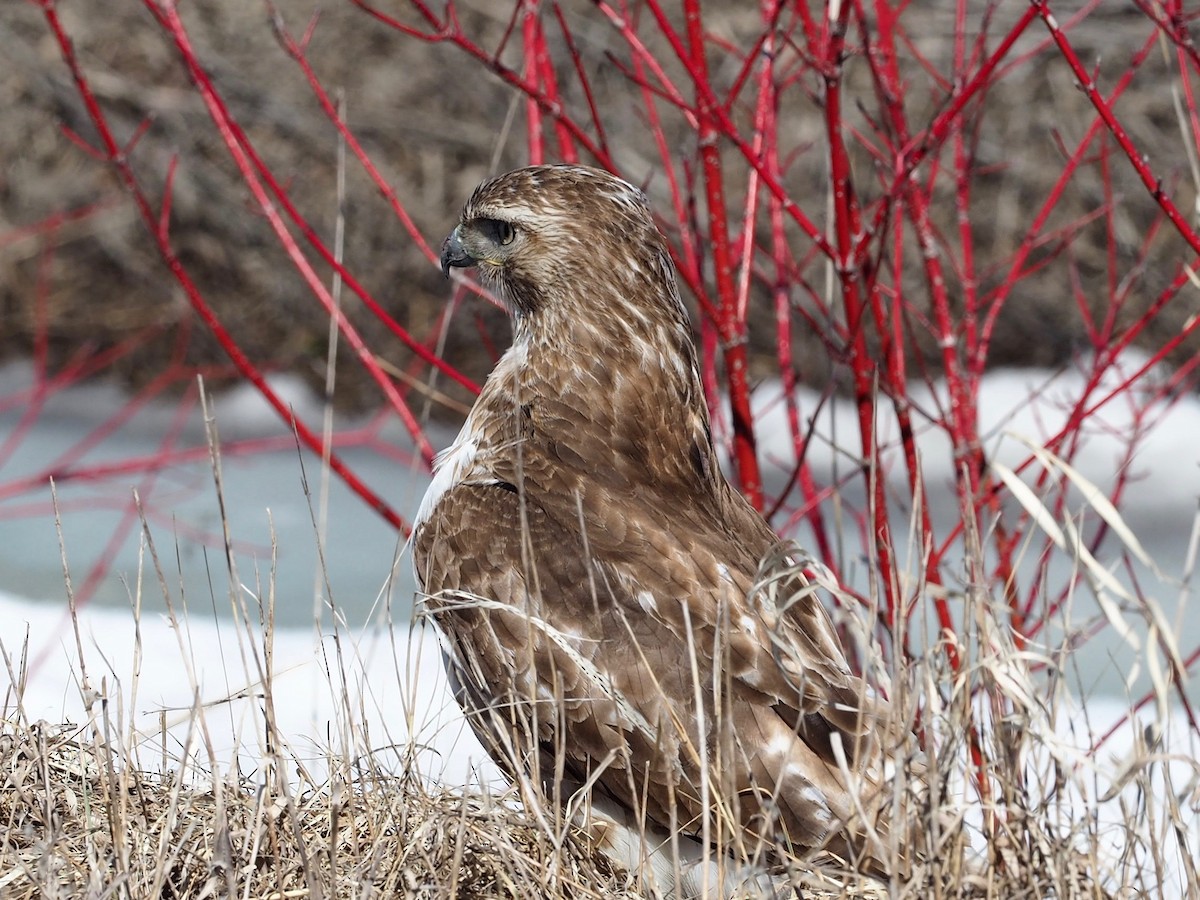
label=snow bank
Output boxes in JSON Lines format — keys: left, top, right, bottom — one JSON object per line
{"left": 1, "top": 589, "right": 495, "bottom": 788}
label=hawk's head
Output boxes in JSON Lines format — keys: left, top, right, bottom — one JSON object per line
{"left": 440, "top": 165, "right": 684, "bottom": 329}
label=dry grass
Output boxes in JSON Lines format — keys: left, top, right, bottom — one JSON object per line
{"left": 0, "top": 718, "right": 642, "bottom": 898}
{"left": 1, "top": 500, "right": 1195, "bottom": 899}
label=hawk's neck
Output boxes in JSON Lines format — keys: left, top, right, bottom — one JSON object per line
{"left": 468, "top": 312, "right": 716, "bottom": 492}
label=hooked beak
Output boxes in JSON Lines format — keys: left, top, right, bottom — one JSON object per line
{"left": 440, "top": 226, "right": 476, "bottom": 278}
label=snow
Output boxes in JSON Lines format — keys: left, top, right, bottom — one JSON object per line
{"left": 0, "top": 588, "right": 496, "bottom": 789}
{"left": 750, "top": 350, "right": 1200, "bottom": 537}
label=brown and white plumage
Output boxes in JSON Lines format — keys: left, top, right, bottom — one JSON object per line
{"left": 414, "top": 165, "right": 896, "bottom": 897}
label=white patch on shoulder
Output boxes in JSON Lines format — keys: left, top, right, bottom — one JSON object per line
{"left": 414, "top": 417, "right": 480, "bottom": 529}
{"left": 636, "top": 590, "right": 658, "bottom": 614}
{"left": 503, "top": 333, "right": 529, "bottom": 368}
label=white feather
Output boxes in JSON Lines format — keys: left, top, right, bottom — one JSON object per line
{"left": 637, "top": 590, "right": 659, "bottom": 613}
{"left": 414, "top": 418, "right": 480, "bottom": 529}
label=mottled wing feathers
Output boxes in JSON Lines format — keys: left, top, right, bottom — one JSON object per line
{"left": 415, "top": 480, "right": 683, "bottom": 812}
{"left": 414, "top": 435, "right": 882, "bottom": 861}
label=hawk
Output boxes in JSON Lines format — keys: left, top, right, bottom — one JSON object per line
{"left": 414, "top": 165, "right": 898, "bottom": 897}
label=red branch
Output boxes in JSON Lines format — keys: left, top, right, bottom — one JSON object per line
{"left": 33, "top": 0, "right": 410, "bottom": 534}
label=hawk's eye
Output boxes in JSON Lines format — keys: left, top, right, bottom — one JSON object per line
{"left": 480, "top": 218, "right": 516, "bottom": 247}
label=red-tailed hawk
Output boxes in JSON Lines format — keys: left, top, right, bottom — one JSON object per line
{"left": 414, "top": 165, "right": 897, "bottom": 897}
